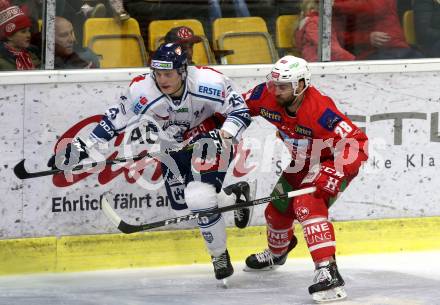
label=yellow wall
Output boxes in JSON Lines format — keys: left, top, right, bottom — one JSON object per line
{"left": 1, "top": 217, "right": 440, "bottom": 275}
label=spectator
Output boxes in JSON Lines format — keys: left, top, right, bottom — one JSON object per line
{"left": 80, "top": 1, "right": 129, "bottom": 22}
{"left": 164, "top": 26, "right": 203, "bottom": 65}
{"left": 333, "top": 0, "right": 422, "bottom": 60}
{"left": 413, "top": 0, "right": 440, "bottom": 57}
{"left": 108, "top": 0, "right": 129, "bottom": 22}
{"left": 54, "top": 16, "right": 100, "bottom": 69}
{"left": 78, "top": 1, "right": 106, "bottom": 19}
{"left": 208, "top": 0, "right": 250, "bottom": 24}
{"left": 0, "top": 1, "right": 40, "bottom": 70}
{"left": 295, "top": 0, "right": 355, "bottom": 62}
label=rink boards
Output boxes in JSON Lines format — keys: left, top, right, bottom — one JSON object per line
{"left": 1, "top": 216, "right": 440, "bottom": 275}
{"left": 1, "top": 60, "right": 440, "bottom": 275}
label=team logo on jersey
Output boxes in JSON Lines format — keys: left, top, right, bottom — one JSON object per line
{"left": 295, "top": 206, "right": 310, "bottom": 222}
{"left": 197, "top": 83, "right": 223, "bottom": 98}
{"left": 176, "top": 107, "right": 188, "bottom": 113}
{"left": 295, "top": 125, "right": 313, "bottom": 137}
{"left": 259, "top": 108, "right": 282, "bottom": 122}
{"left": 202, "top": 232, "right": 214, "bottom": 243}
{"left": 133, "top": 96, "right": 149, "bottom": 114}
{"left": 318, "top": 108, "right": 343, "bottom": 131}
{"left": 139, "top": 96, "right": 148, "bottom": 105}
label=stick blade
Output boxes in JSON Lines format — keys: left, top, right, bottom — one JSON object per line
{"left": 101, "top": 196, "right": 122, "bottom": 227}
{"left": 13, "top": 159, "right": 29, "bottom": 179}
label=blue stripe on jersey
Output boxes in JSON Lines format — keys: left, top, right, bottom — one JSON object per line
{"left": 90, "top": 115, "right": 118, "bottom": 141}
{"left": 249, "top": 83, "right": 265, "bottom": 100}
{"left": 189, "top": 92, "right": 224, "bottom": 104}
{"left": 226, "top": 116, "right": 247, "bottom": 129}
{"left": 140, "top": 94, "right": 166, "bottom": 115}
{"left": 227, "top": 111, "right": 251, "bottom": 127}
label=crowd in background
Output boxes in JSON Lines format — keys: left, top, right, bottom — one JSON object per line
{"left": 1, "top": 0, "right": 439, "bottom": 71}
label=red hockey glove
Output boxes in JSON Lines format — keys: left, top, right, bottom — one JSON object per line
{"left": 301, "top": 163, "right": 345, "bottom": 201}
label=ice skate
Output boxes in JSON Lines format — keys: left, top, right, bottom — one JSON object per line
{"left": 223, "top": 181, "right": 253, "bottom": 228}
{"left": 244, "top": 236, "right": 297, "bottom": 271}
{"left": 309, "top": 261, "right": 347, "bottom": 303}
{"left": 211, "top": 249, "right": 234, "bottom": 286}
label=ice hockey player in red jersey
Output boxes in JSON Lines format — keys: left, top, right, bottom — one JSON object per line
{"left": 242, "top": 55, "right": 368, "bottom": 302}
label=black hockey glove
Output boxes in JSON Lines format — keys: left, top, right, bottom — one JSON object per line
{"left": 47, "top": 137, "right": 89, "bottom": 169}
{"left": 188, "top": 129, "right": 231, "bottom": 160}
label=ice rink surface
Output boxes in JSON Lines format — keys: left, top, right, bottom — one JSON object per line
{"left": 0, "top": 251, "right": 439, "bottom": 305}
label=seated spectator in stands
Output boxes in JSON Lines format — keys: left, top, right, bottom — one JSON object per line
{"left": 0, "top": 1, "right": 40, "bottom": 70}
{"left": 9, "top": 0, "right": 45, "bottom": 50}
{"left": 78, "top": 1, "right": 107, "bottom": 19}
{"left": 414, "top": 0, "right": 440, "bottom": 57}
{"left": 333, "top": 0, "right": 422, "bottom": 60}
{"left": 208, "top": 0, "right": 250, "bottom": 24}
{"left": 108, "top": 0, "right": 129, "bottom": 21}
{"left": 55, "top": 16, "right": 100, "bottom": 69}
{"left": 80, "top": 0, "right": 129, "bottom": 22}
{"left": 295, "top": 0, "right": 355, "bottom": 62}
{"left": 164, "top": 26, "right": 202, "bottom": 65}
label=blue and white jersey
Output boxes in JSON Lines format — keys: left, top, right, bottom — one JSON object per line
{"left": 90, "top": 66, "right": 251, "bottom": 145}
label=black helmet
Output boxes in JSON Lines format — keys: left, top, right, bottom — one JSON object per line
{"left": 151, "top": 43, "right": 188, "bottom": 75}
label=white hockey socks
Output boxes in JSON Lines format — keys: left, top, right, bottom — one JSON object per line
{"left": 185, "top": 181, "right": 227, "bottom": 257}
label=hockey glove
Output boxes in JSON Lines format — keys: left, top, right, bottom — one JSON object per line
{"left": 47, "top": 137, "right": 89, "bottom": 169}
{"left": 188, "top": 129, "right": 231, "bottom": 159}
{"left": 301, "top": 162, "right": 345, "bottom": 201}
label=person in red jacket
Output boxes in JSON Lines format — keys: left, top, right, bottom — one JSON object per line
{"left": 295, "top": 0, "right": 355, "bottom": 62}
{"left": 243, "top": 55, "right": 368, "bottom": 303}
{"left": 333, "top": 0, "right": 422, "bottom": 59}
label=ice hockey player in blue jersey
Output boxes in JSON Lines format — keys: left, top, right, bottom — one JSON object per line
{"left": 48, "top": 43, "right": 252, "bottom": 283}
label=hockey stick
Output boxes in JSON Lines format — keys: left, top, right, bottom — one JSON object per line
{"left": 101, "top": 186, "right": 317, "bottom": 234}
{"left": 13, "top": 153, "right": 150, "bottom": 180}
{"left": 13, "top": 138, "right": 193, "bottom": 180}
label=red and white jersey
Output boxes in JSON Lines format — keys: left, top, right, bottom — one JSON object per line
{"left": 244, "top": 83, "right": 368, "bottom": 178}
{"left": 90, "top": 66, "right": 251, "bottom": 144}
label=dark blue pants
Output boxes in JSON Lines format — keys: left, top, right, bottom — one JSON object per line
{"left": 160, "top": 149, "right": 230, "bottom": 211}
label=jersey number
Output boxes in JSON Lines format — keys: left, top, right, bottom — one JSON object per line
{"left": 334, "top": 121, "right": 352, "bottom": 138}
{"left": 229, "top": 93, "right": 244, "bottom": 107}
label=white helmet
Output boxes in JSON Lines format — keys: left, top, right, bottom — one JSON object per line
{"left": 266, "top": 55, "right": 311, "bottom": 96}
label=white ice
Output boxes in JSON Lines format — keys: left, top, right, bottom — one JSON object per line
{"left": 0, "top": 251, "right": 439, "bottom": 305}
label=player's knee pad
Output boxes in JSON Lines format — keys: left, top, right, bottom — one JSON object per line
{"left": 293, "top": 194, "right": 328, "bottom": 222}
{"left": 265, "top": 203, "right": 295, "bottom": 255}
{"left": 185, "top": 181, "right": 226, "bottom": 256}
{"left": 265, "top": 203, "right": 295, "bottom": 229}
{"left": 294, "top": 194, "right": 335, "bottom": 262}
{"left": 185, "top": 181, "right": 218, "bottom": 211}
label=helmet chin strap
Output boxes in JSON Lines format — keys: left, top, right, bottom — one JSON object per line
{"left": 169, "top": 69, "right": 187, "bottom": 97}
{"left": 286, "top": 88, "right": 305, "bottom": 111}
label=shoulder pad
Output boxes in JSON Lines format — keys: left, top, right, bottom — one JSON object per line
{"left": 249, "top": 83, "right": 265, "bottom": 100}
{"left": 318, "top": 108, "right": 343, "bottom": 131}
{"left": 129, "top": 74, "right": 148, "bottom": 87}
